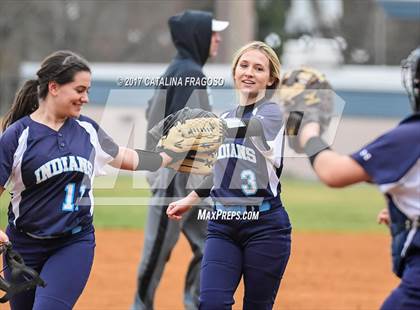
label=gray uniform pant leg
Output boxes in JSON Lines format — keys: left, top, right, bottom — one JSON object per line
{"left": 132, "top": 170, "right": 208, "bottom": 310}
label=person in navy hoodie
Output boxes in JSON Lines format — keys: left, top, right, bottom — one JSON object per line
{"left": 0, "top": 50, "right": 172, "bottom": 310}
{"left": 133, "top": 10, "right": 228, "bottom": 310}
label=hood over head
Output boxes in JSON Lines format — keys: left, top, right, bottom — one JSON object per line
{"left": 168, "top": 10, "right": 213, "bottom": 65}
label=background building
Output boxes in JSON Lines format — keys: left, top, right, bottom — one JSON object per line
{"left": 1, "top": 0, "right": 419, "bottom": 178}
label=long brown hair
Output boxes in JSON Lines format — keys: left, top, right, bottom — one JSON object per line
{"left": 2, "top": 50, "right": 91, "bottom": 131}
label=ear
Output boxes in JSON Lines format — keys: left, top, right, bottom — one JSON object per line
{"left": 48, "top": 81, "right": 60, "bottom": 96}
{"left": 267, "top": 77, "right": 275, "bottom": 87}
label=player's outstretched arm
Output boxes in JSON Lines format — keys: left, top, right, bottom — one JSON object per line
{"left": 300, "top": 123, "right": 370, "bottom": 187}
{"left": 109, "top": 147, "right": 172, "bottom": 171}
{"left": 167, "top": 191, "right": 201, "bottom": 221}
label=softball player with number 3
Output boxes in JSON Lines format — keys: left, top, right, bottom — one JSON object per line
{"left": 0, "top": 50, "right": 172, "bottom": 310}
{"left": 167, "top": 41, "right": 291, "bottom": 310}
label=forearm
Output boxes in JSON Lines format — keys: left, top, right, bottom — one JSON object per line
{"left": 300, "top": 123, "right": 371, "bottom": 187}
{"left": 185, "top": 190, "right": 202, "bottom": 205}
{"left": 312, "top": 151, "right": 369, "bottom": 187}
{"left": 194, "top": 174, "right": 214, "bottom": 198}
{"left": 110, "top": 147, "right": 171, "bottom": 171}
{"left": 109, "top": 147, "right": 138, "bottom": 170}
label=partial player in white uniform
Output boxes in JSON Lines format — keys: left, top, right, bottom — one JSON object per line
{"left": 293, "top": 47, "right": 420, "bottom": 310}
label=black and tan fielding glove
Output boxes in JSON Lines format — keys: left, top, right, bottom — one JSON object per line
{"left": 279, "top": 67, "right": 334, "bottom": 153}
{"left": 149, "top": 108, "right": 226, "bottom": 175}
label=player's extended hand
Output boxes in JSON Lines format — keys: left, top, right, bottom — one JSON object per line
{"left": 166, "top": 191, "right": 201, "bottom": 221}
{"left": 377, "top": 208, "right": 390, "bottom": 226}
{"left": 167, "top": 199, "right": 192, "bottom": 220}
{"left": 0, "top": 230, "right": 9, "bottom": 244}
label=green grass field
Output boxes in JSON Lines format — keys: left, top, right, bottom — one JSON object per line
{"left": 0, "top": 176, "right": 388, "bottom": 232}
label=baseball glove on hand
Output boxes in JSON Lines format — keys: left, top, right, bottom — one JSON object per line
{"left": 149, "top": 108, "right": 226, "bottom": 175}
{"left": 0, "top": 242, "right": 46, "bottom": 303}
{"left": 279, "top": 67, "right": 334, "bottom": 153}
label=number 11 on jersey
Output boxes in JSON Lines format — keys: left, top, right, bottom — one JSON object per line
{"left": 62, "top": 183, "right": 87, "bottom": 212}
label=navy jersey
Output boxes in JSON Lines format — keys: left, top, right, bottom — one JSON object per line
{"left": 0, "top": 115, "right": 119, "bottom": 237}
{"left": 351, "top": 114, "right": 420, "bottom": 220}
{"left": 211, "top": 100, "right": 285, "bottom": 206}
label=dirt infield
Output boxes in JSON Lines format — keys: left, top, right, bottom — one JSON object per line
{"left": 0, "top": 230, "right": 399, "bottom": 310}
{"left": 79, "top": 230, "right": 398, "bottom": 310}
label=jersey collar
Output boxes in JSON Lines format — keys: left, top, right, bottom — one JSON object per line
{"left": 400, "top": 112, "right": 420, "bottom": 125}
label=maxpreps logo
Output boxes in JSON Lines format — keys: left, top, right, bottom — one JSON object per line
{"left": 197, "top": 209, "right": 259, "bottom": 221}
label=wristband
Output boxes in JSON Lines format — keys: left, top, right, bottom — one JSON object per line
{"left": 194, "top": 175, "right": 214, "bottom": 198}
{"left": 195, "top": 188, "right": 211, "bottom": 198}
{"left": 135, "top": 149, "right": 162, "bottom": 171}
{"left": 303, "top": 136, "right": 331, "bottom": 166}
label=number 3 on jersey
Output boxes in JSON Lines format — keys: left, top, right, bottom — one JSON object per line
{"left": 62, "top": 183, "right": 86, "bottom": 212}
{"left": 241, "top": 169, "right": 257, "bottom": 195}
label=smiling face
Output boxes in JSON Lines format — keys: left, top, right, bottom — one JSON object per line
{"left": 233, "top": 49, "right": 274, "bottom": 105}
{"left": 49, "top": 71, "right": 91, "bottom": 118}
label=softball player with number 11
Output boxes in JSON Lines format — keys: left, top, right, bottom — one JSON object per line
{"left": 0, "top": 50, "right": 173, "bottom": 310}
